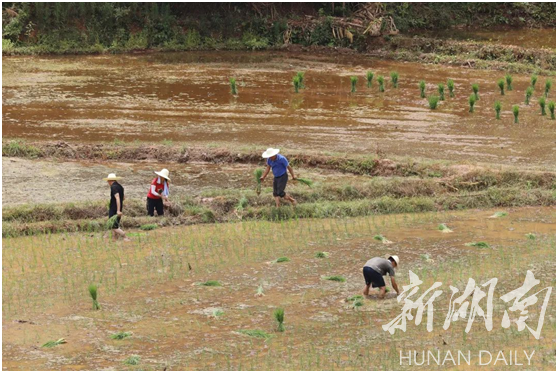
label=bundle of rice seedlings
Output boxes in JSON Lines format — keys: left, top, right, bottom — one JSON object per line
{"left": 472, "top": 84, "right": 479, "bottom": 100}
{"left": 513, "top": 105, "right": 519, "bottom": 123}
{"left": 352, "top": 299, "right": 364, "bottom": 309}
{"left": 274, "top": 257, "right": 290, "bottom": 263}
{"left": 346, "top": 294, "right": 364, "bottom": 302}
{"left": 428, "top": 95, "right": 439, "bottom": 109}
{"left": 123, "top": 355, "right": 140, "bottom": 366}
{"left": 236, "top": 196, "right": 249, "bottom": 211}
{"left": 89, "top": 284, "right": 100, "bottom": 310}
{"left": 525, "top": 233, "right": 536, "bottom": 240}
{"left": 254, "top": 168, "right": 263, "bottom": 195}
{"left": 315, "top": 251, "right": 329, "bottom": 258}
{"left": 377, "top": 76, "right": 385, "bottom": 92}
{"left": 544, "top": 79, "right": 551, "bottom": 98}
{"left": 273, "top": 308, "right": 285, "bottom": 332}
{"left": 373, "top": 234, "right": 392, "bottom": 244}
{"left": 490, "top": 211, "right": 508, "bottom": 218}
{"left": 42, "top": 338, "right": 66, "bottom": 348}
{"left": 465, "top": 242, "right": 490, "bottom": 248}
{"left": 366, "top": 71, "right": 374, "bottom": 88}
{"left": 438, "top": 223, "right": 453, "bottom": 233}
{"left": 139, "top": 223, "right": 157, "bottom": 231}
{"left": 350, "top": 76, "right": 358, "bottom": 93}
{"left": 497, "top": 79, "right": 505, "bottom": 95}
{"left": 447, "top": 79, "right": 455, "bottom": 97}
{"left": 539, "top": 97, "right": 546, "bottom": 115}
{"left": 110, "top": 331, "right": 132, "bottom": 340}
{"left": 230, "top": 78, "right": 238, "bottom": 95}
{"left": 105, "top": 215, "right": 119, "bottom": 230}
{"left": 530, "top": 74, "right": 538, "bottom": 88}
{"left": 468, "top": 94, "right": 476, "bottom": 113}
{"left": 437, "top": 84, "right": 445, "bottom": 100}
{"left": 293, "top": 75, "right": 301, "bottom": 93}
{"left": 323, "top": 275, "right": 346, "bottom": 282}
{"left": 211, "top": 308, "right": 224, "bottom": 318}
{"left": 295, "top": 177, "right": 313, "bottom": 187}
{"left": 505, "top": 74, "right": 513, "bottom": 90}
{"left": 494, "top": 101, "right": 502, "bottom": 120}
{"left": 296, "top": 71, "right": 305, "bottom": 88}
{"left": 237, "top": 329, "right": 272, "bottom": 339}
{"left": 197, "top": 280, "right": 222, "bottom": 287}
{"left": 255, "top": 284, "right": 265, "bottom": 297}
{"left": 525, "top": 86, "right": 534, "bottom": 104}
{"left": 390, "top": 71, "right": 399, "bottom": 88}
{"left": 549, "top": 101, "right": 555, "bottom": 119}
{"left": 419, "top": 80, "right": 426, "bottom": 98}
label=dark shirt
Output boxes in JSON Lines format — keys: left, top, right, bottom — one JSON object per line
{"left": 109, "top": 182, "right": 124, "bottom": 215}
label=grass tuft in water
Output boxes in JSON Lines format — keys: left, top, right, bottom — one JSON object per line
{"left": 447, "top": 79, "right": 454, "bottom": 97}
{"left": 525, "top": 233, "right": 536, "bottom": 240}
{"left": 494, "top": 101, "right": 502, "bottom": 120}
{"left": 513, "top": 105, "right": 519, "bottom": 123}
{"left": 323, "top": 275, "right": 346, "bottom": 282}
{"left": 377, "top": 76, "right": 385, "bottom": 92}
{"left": 525, "top": 86, "right": 534, "bottom": 105}
{"left": 468, "top": 94, "right": 476, "bottom": 113}
{"left": 539, "top": 97, "right": 546, "bottom": 115}
{"left": 88, "top": 284, "right": 100, "bottom": 310}
{"left": 229, "top": 78, "right": 238, "bottom": 95}
{"left": 42, "top": 338, "right": 66, "bottom": 348}
{"left": 197, "top": 280, "right": 222, "bottom": 287}
{"left": 549, "top": 101, "right": 555, "bottom": 119}
{"left": 139, "top": 223, "right": 158, "bottom": 231}
{"left": 315, "top": 251, "right": 329, "bottom": 258}
{"left": 505, "top": 74, "right": 513, "bottom": 90}
{"left": 438, "top": 223, "right": 453, "bottom": 233}
{"left": 497, "top": 79, "right": 505, "bottom": 95}
{"left": 274, "top": 256, "right": 290, "bottom": 263}
{"left": 544, "top": 79, "right": 551, "bottom": 98}
{"left": 419, "top": 80, "right": 426, "bottom": 98}
{"left": 110, "top": 331, "right": 132, "bottom": 340}
{"left": 427, "top": 95, "right": 439, "bottom": 109}
{"left": 390, "top": 71, "right": 399, "bottom": 88}
{"left": 123, "top": 355, "right": 140, "bottom": 366}
{"left": 437, "top": 83, "right": 445, "bottom": 100}
{"left": 350, "top": 76, "right": 358, "bottom": 93}
{"left": 237, "top": 329, "right": 272, "bottom": 339}
{"left": 366, "top": 71, "right": 374, "bottom": 88}
{"left": 490, "top": 211, "right": 508, "bottom": 218}
{"left": 293, "top": 75, "right": 301, "bottom": 93}
{"left": 273, "top": 308, "right": 285, "bottom": 332}
{"left": 472, "top": 84, "right": 479, "bottom": 100}
{"left": 530, "top": 74, "right": 538, "bottom": 88}
{"left": 465, "top": 242, "right": 490, "bottom": 248}
{"left": 254, "top": 168, "right": 263, "bottom": 195}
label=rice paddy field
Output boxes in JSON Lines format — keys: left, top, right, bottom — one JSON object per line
{"left": 2, "top": 28, "right": 556, "bottom": 370}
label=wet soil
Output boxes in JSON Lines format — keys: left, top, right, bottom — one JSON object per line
{"left": 3, "top": 51, "right": 555, "bottom": 167}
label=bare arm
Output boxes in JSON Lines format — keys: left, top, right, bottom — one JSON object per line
{"left": 287, "top": 165, "right": 295, "bottom": 179}
{"left": 261, "top": 165, "right": 271, "bottom": 181}
{"left": 390, "top": 277, "right": 399, "bottom": 295}
{"left": 115, "top": 193, "right": 123, "bottom": 216}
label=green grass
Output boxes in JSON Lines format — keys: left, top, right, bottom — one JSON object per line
{"left": 230, "top": 78, "right": 238, "bottom": 95}
{"left": 237, "top": 329, "right": 272, "bottom": 339}
{"left": 273, "top": 308, "right": 285, "bottom": 332}
{"left": 2, "top": 139, "right": 42, "bottom": 158}
{"left": 494, "top": 101, "right": 502, "bottom": 120}
{"left": 420, "top": 253, "right": 431, "bottom": 261}
{"left": 539, "top": 97, "right": 547, "bottom": 115}
{"left": 490, "top": 211, "right": 508, "bottom": 218}
{"left": 465, "top": 241, "right": 490, "bottom": 248}
{"left": 350, "top": 76, "right": 358, "bottom": 93}
{"left": 139, "top": 223, "right": 158, "bottom": 231}
{"left": 123, "top": 355, "right": 141, "bottom": 365}
{"left": 427, "top": 95, "right": 439, "bottom": 109}
{"left": 530, "top": 74, "right": 538, "bottom": 88}
{"left": 110, "top": 331, "right": 132, "bottom": 340}
{"left": 197, "top": 280, "right": 222, "bottom": 287}
{"left": 346, "top": 295, "right": 364, "bottom": 302}
{"left": 366, "top": 71, "right": 374, "bottom": 88}
{"left": 468, "top": 94, "right": 476, "bottom": 113}
{"left": 544, "top": 79, "right": 551, "bottom": 98}
{"left": 274, "top": 256, "right": 290, "bottom": 263}
{"left": 377, "top": 76, "right": 385, "bottom": 92}
{"left": 472, "top": 83, "right": 479, "bottom": 100}
{"left": 505, "top": 74, "right": 513, "bottom": 90}
{"left": 315, "top": 251, "right": 329, "bottom": 258}
{"left": 549, "top": 101, "right": 555, "bottom": 119}
{"left": 41, "top": 338, "right": 66, "bottom": 348}
{"left": 525, "top": 86, "right": 534, "bottom": 104}
{"left": 323, "top": 275, "right": 346, "bottom": 282}
{"left": 525, "top": 233, "right": 536, "bottom": 240}
{"left": 390, "top": 71, "right": 399, "bottom": 88}
{"left": 88, "top": 284, "right": 100, "bottom": 310}
{"left": 236, "top": 196, "right": 249, "bottom": 211}
{"left": 497, "top": 79, "right": 505, "bottom": 95}
{"left": 447, "top": 79, "right": 454, "bottom": 97}
{"left": 212, "top": 308, "right": 225, "bottom": 318}
{"left": 513, "top": 105, "right": 519, "bottom": 123}
{"left": 437, "top": 83, "right": 445, "bottom": 100}
{"left": 419, "top": 80, "right": 426, "bottom": 98}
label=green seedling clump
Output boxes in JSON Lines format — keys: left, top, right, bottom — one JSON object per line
{"left": 323, "top": 275, "right": 346, "bottom": 282}
{"left": 274, "top": 308, "right": 285, "bottom": 332}
{"left": 490, "top": 211, "right": 508, "bottom": 218}
{"left": 390, "top": 71, "right": 399, "bottom": 88}
{"left": 236, "top": 196, "right": 249, "bottom": 211}
{"left": 494, "top": 101, "right": 502, "bottom": 120}
{"left": 544, "top": 79, "right": 551, "bottom": 98}
{"left": 315, "top": 251, "right": 329, "bottom": 258}
{"left": 525, "top": 86, "right": 533, "bottom": 104}
{"left": 539, "top": 97, "right": 546, "bottom": 115}
{"left": 42, "top": 338, "right": 66, "bottom": 348}
{"left": 513, "top": 105, "right": 519, "bottom": 123}
{"left": 497, "top": 79, "right": 505, "bottom": 95}
{"left": 366, "top": 71, "right": 374, "bottom": 88}
{"left": 212, "top": 308, "right": 224, "bottom": 318}
{"left": 110, "top": 331, "right": 132, "bottom": 340}
{"left": 139, "top": 223, "right": 158, "bottom": 231}
{"left": 465, "top": 242, "right": 490, "bottom": 248}
{"left": 438, "top": 223, "right": 453, "bottom": 233}
{"left": 296, "top": 71, "right": 305, "bottom": 88}
{"left": 505, "top": 74, "right": 513, "bottom": 90}
{"left": 350, "top": 76, "right": 358, "bottom": 93}
{"left": 437, "top": 83, "right": 445, "bottom": 101}
{"left": 530, "top": 74, "right": 538, "bottom": 88}
{"left": 237, "top": 329, "right": 272, "bottom": 339}
{"left": 525, "top": 233, "right": 536, "bottom": 240}
{"left": 419, "top": 80, "right": 426, "bottom": 98}
{"left": 447, "top": 79, "right": 454, "bottom": 97}
{"left": 377, "top": 76, "right": 385, "bottom": 92}
{"left": 230, "top": 78, "right": 238, "bottom": 95}
{"left": 255, "top": 284, "right": 265, "bottom": 297}
{"left": 346, "top": 294, "right": 364, "bottom": 302}
{"left": 472, "top": 84, "right": 479, "bottom": 100}
{"left": 293, "top": 75, "right": 301, "bottom": 93}
{"left": 468, "top": 94, "right": 476, "bottom": 113}
{"left": 373, "top": 234, "right": 392, "bottom": 244}
{"left": 124, "top": 355, "right": 140, "bottom": 366}
{"left": 197, "top": 280, "right": 222, "bottom": 287}
{"left": 428, "top": 95, "right": 439, "bottom": 109}
{"left": 274, "top": 256, "right": 290, "bottom": 263}
{"left": 549, "top": 101, "right": 555, "bottom": 119}
{"left": 88, "top": 284, "right": 100, "bottom": 310}
{"left": 254, "top": 168, "right": 263, "bottom": 195}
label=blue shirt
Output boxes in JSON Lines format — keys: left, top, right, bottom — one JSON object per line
{"left": 267, "top": 154, "right": 289, "bottom": 177}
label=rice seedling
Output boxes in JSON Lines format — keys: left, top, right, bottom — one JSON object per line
{"left": 139, "top": 223, "right": 158, "bottom": 231}
{"left": 373, "top": 234, "right": 392, "bottom": 244}
{"left": 273, "top": 308, "right": 285, "bottom": 332}
{"left": 525, "top": 233, "right": 536, "bottom": 240}
{"left": 427, "top": 95, "right": 439, "bottom": 110}
{"left": 437, "top": 83, "right": 445, "bottom": 100}
{"left": 465, "top": 242, "right": 490, "bottom": 248}
{"left": 377, "top": 76, "right": 385, "bottom": 92}
{"left": 42, "top": 338, "right": 66, "bottom": 348}
{"left": 197, "top": 280, "right": 222, "bottom": 286}
{"left": 525, "top": 86, "right": 533, "bottom": 104}
{"left": 419, "top": 80, "right": 426, "bottom": 98}
{"left": 350, "top": 76, "right": 358, "bottom": 93}
{"left": 352, "top": 299, "right": 364, "bottom": 309}
{"left": 237, "top": 329, "right": 272, "bottom": 339}
{"left": 513, "top": 105, "right": 519, "bottom": 123}
{"left": 123, "top": 355, "right": 140, "bottom": 365}
{"left": 315, "top": 251, "right": 329, "bottom": 258}
{"left": 539, "top": 96, "right": 546, "bottom": 115}
{"left": 468, "top": 94, "right": 476, "bottom": 112}
{"left": 255, "top": 284, "right": 265, "bottom": 297}
{"left": 438, "top": 223, "right": 453, "bottom": 233}
{"left": 530, "top": 74, "right": 538, "bottom": 88}
{"left": 254, "top": 168, "right": 263, "bottom": 195}
{"left": 88, "top": 284, "right": 100, "bottom": 310}
{"left": 293, "top": 75, "right": 301, "bottom": 93}
{"left": 447, "top": 79, "right": 454, "bottom": 97}
{"left": 236, "top": 196, "right": 249, "bottom": 211}
{"left": 390, "top": 71, "right": 399, "bottom": 88}
{"left": 296, "top": 71, "right": 305, "bottom": 88}
{"left": 497, "top": 79, "right": 505, "bottom": 95}
{"left": 548, "top": 101, "right": 555, "bottom": 119}
{"left": 229, "top": 78, "right": 238, "bottom": 95}
{"left": 544, "top": 79, "right": 551, "bottom": 98}
{"left": 346, "top": 295, "right": 364, "bottom": 302}
{"left": 366, "top": 71, "right": 374, "bottom": 88}
{"left": 274, "top": 256, "right": 290, "bottom": 263}
{"left": 211, "top": 308, "right": 224, "bottom": 318}
{"left": 420, "top": 253, "right": 431, "bottom": 261}
{"left": 490, "top": 211, "right": 508, "bottom": 218}
{"left": 323, "top": 275, "right": 346, "bottom": 282}
{"left": 110, "top": 331, "right": 132, "bottom": 340}
{"left": 472, "top": 84, "right": 479, "bottom": 100}
{"left": 295, "top": 177, "right": 313, "bottom": 187}
{"left": 505, "top": 74, "right": 513, "bottom": 90}
{"left": 494, "top": 101, "right": 502, "bottom": 120}
{"left": 105, "top": 215, "right": 119, "bottom": 230}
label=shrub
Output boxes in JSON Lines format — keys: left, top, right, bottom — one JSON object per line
{"left": 184, "top": 29, "right": 201, "bottom": 49}
{"left": 2, "top": 39, "right": 16, "bottom": 54}
{"left": 428, "top": 95, "right": 439, "bottom": 109}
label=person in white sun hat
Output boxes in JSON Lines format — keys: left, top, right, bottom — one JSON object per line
{"left": 104, "top": 173, "right": 129, "bottom": 241}
{"left": 362, "top": 255, "right": 400, "bottom": 299}
{"left": 260, "top": 148, "right": 297, "bottom": 208}
{"left": 146, "top": 168, "right": 171, "bottom": 216}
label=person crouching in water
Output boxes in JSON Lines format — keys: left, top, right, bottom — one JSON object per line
{"left": 104, "top": 173, "right": 129, "bottom": 241}
{"left": 147, "top": 168, "right": 171, "bottom": 216}
{"left": 260, "top": 148, "right": 297, "bottom": 208}
{"left": 363, "top": 255, "right": 400, "bottom": 299}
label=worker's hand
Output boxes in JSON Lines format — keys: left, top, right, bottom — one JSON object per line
{"left": 117, "top": 211, "right": 123, "bottom": 217}
{"left": 260, "top": 177, "right": 265, "bottom": 182}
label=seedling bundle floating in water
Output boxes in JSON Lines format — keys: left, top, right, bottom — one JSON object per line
{"left": 525, "top": 233, "right": 536, "bottom": 240}
{"left": 254, "top": 168, "right": 263, "bottom": 195}
{"left": 315, "top": 251, "right": 329, "bottom": 258}
{"left": 42, "top": 338, "right": 66, "bottom": 348}
{"left": 465, "top": 241, "right": 490, "bottom": 248}
{"left": 88, "top": 284, "right": 100, "bottom": 310}
{"left": 323, "top": 275, "right": 346, "bottom": 282}
{"left": 490, "top": 211, "right": 508, "bottom": 218}
{"left": 273, "top": 308, "right": 285, "bottom": 332}
{"left": 197, "top": 280, "right": 222, "bottom": 287}
{"left": 274, "top": 256, "right": 290, "bottom": 263}
{"left": 438, "top": 223, "right": 453, "bottom": 233}
{"left": 373, "top": 234, "right": 392, "bottom": 244}
{"left": 110, "top": 331, "right": 132, "bottom": 340}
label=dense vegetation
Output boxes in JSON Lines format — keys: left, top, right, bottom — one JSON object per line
{"left": 2, "top": 2, "right": 555, "bottom": 55}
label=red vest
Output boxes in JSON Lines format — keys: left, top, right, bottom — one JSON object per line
{"left": 147, "top": 177, "right": 165, "bottom": 199}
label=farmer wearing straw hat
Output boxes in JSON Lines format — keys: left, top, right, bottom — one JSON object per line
{"left": 260, "top": 148, "right": 297, "bottom": 208}
{"left": 363, "top": 255, "right": 400, "bottom": 299}
{"left": 104, "top": 173, "right": 129, "bottom": 241}
{"left": 146, "top": 168, "right": 171, "bottom": 216}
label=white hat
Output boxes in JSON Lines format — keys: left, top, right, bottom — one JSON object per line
{"left": 389, "top": 255, "right": 400, "bottom": 266}
{"left": 103, "top": 173, "right": 121, "bottom": 181}
{"left": 155, "top": 168, "right": 171, "bottom": 181}
{"left": 262, "top": 148, "right": 280, "bottom": 158}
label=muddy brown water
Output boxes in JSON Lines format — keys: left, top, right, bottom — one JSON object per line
{"left": 2, "top": 51, "right": 555, "bottom": 167}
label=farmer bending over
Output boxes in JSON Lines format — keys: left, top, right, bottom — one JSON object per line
{"left": 147, "top": 168, "right": 171, "bottom": 216}
{"left": 363, "top": 255, "right": 400, "bottom": 299}
{"left": 260, "top": 148, "right": 297, "bottom": 208}
{"left": 104, "top": 173, "right": 129, "bottom": 241}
